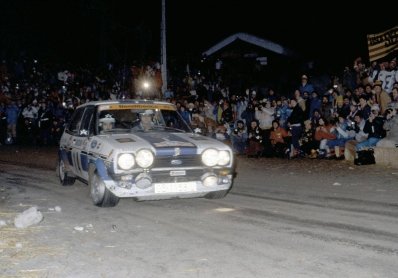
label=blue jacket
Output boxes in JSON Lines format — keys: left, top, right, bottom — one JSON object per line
{"left": 6, "top": 104, "right": 20, "bottom": 124}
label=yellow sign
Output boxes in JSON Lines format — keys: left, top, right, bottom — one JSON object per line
{"left": 102, "top": 103, "right": 176, "bottom": 111}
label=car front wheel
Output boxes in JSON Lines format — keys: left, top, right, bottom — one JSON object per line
{"left": 89, "top": 171, "right": 120, "bottom": 207}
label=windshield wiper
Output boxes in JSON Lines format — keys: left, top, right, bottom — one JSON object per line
{"left": 101, "top": 128, "right": 130, "bottom": 134}
{"left": 160, "top": 126, "right": 187, "bottom": 132}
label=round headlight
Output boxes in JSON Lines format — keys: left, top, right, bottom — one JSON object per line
{"left": 218, "top": 150, "right": 230, "bottom": 166}
{"left": 117, "top": 153, "right": 135, "bottom": 170}
{"left": 202, "top": 173, "right": 218, "bottom": 187}
{"left": 136, "top": 149, "right": 154, "bottom": 168}
{"left": 202, "top": 149, "right": 219, "bottom": 167}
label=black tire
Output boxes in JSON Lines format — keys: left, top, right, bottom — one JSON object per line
{"left": 204, "top": 190, "right": 229, "bottom": 199}
{"left": 89, "top": 171, "right": 119, "bottom": 207}
{"left": 57, "top": 159, "right": 76, "bottom": 186}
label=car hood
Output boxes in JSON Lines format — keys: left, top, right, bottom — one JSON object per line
{"left": 96, "top": 132, "right": 232, "bottom": 155}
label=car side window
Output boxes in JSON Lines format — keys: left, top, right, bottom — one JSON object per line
{"left": 66, "top": 107, "right": 85, "bottom": 135}
{"left": 80, "top": 106, "right": 95, "bottom": 136}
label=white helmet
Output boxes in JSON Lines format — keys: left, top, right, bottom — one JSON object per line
{"left": 99, "top": 114, "right": 115, "bottom": 123}
{"left": 141, "top": 109, "right": 154, "bottom": 116}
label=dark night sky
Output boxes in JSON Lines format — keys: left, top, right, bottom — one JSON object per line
{"left": 0, "top": 0, "right": 396, "bottom": 70}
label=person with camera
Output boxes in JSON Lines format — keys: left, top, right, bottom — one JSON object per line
{"left": 343, "top": 112, "right": 368, "bottom": 160}
{"left": 355, "top": 105, "right": 386, "bottom": 151}
{"left": 247, "top": 119, "right": 263, "bottom": 158}
{"left": 230, "top": 120, "right": 247, "bottom": 155}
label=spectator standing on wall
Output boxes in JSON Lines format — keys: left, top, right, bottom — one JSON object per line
{"left": 298, "top": 74, "right": 314, "bottom": 95}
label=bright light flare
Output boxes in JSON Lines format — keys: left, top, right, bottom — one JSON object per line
{"left": 142, "top": 81, "right": 150, "bottom": 90}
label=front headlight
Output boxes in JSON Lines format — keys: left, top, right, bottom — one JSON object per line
{"left": 117, "top": 153, "right": 135, "bottom": 170}
{"left": 202, "top": 149, "right": 231, "bottom": 167}
{"left": 201, "top": 149, "right": 219, "bottom": 166}
{"left": 218, "top": 150, "right": 231, "bottom": 166}
{"left": 136, "top": 149, "right": 154, "bottom": 168}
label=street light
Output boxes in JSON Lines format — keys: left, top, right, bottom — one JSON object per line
{"left": 161, "top": 0, "right": 167, "bottom": 98}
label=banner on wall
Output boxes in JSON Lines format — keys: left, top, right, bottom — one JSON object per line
{"left": 367, "top": 25, "right": 398, "bottom": 62}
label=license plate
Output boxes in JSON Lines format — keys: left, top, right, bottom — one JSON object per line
{"left": 154, "top": 182, "right": 197, "bottom": 193}
{"left": 170, "top": 170, "right": 186, "bottom": 176}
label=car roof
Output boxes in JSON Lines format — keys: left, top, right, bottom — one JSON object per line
{"left": 77, "top": 99, "right": 174, "bottom": 109}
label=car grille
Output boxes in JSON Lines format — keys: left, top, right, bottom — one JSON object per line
{"left": 150, "top": 170, "right": 204, "bottom": 183}
{"left": 152, "top": 156, "right": 202, "bottom": 168}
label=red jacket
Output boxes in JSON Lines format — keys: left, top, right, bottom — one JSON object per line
{"left": 315, "top": 125, "right": 336, "bottom": 141}
{"left": 270, "top": 127, "right": 289, "bottom": 144}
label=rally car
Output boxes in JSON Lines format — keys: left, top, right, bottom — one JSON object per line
{"left": 57, "top": 99, "right": 235, "bottom": 207}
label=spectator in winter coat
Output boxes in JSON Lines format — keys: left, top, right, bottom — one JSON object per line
{"left": 287, "top": 99, "right": 304, "bottom": 157}
{"left": 298, "top": 74, "right": 315, "bottom": 95}
{"left": 269, "top": 120, "right": 289, "bottom": 157}
{"left": 373, "top": 80, "right": 391, "bottom": 115}
{"left": 358, "top": 95, "right": 372, "bottom": 120}
{"left": 320, "top": 95, "right": 333, "bottom": 122}
{"left": 308, "top": 91, "right": 321, "bottom": 119}
{"left": 247, "top": 119, "right": 263, "bottom": 158}
{"left": 5, "top": 100, "right": 20, "bottom": 143}
{"left": 377, "top": 108, "right": 398, "bottom": 148}
{"left": 314, "top": 117, "right": 337, "bottom": 157}
{"left": 230, "top": 120, "right": 248, "bottom": 155}
{"left": 299, "top": 120, "right": 318, "bottom": 158}
{"left": 326, "top": 116, "right": 354, "bottom": 158}
{"left": 241, "top": 102, "right": 256, "bottom": 130}
{"left": 356, "top": 105, "right": 386, "bottom": 151}
{"left": 179, "top": 105, "right": 191, "bottom": 125}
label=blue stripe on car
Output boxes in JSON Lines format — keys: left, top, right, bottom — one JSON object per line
{"left": 137, "top": 133, "right": 198, "bottom": 156}
{"left": 80, "top": 153, "right": 88, "bottom": 171}
{"left": 95, "top": 159, "right": 112, "bottom": 181}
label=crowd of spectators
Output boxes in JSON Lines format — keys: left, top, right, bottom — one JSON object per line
{"left": 1, "top": 55, "right": 398, "bottom": 163}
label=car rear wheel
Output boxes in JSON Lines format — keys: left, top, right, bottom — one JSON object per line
{"left": 89, "top": 172, "right": 119, "bottom": 207}
{"left": 57, "top": 159, "right": 76, "bottom": 186}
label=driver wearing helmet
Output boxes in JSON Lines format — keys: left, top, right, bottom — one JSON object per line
{"left": 99, "top": 113, "right": 115, "bottom": 133}
{"left": 139, "top": 109, "right": 154, "bottom": 131}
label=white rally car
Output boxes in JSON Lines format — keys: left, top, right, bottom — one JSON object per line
{"left": 57, "top": 99, "right": 235, "bottom": 207}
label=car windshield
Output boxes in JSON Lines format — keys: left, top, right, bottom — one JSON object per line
{"left": 96, "top": 104, "right": 192, "bottom": 134}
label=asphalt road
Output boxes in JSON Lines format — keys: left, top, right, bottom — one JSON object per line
{"left": 1, "top": 157, "right": 398, "bottom": 278}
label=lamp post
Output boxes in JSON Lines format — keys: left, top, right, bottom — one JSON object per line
{"left": 160, "top": 0, "right": 167, "bottom": 98}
